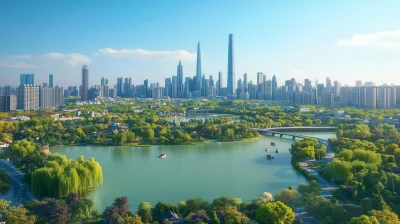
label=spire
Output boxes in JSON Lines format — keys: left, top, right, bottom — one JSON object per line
{"left": 196, "top": 41, "right": 202, "bottom": 91}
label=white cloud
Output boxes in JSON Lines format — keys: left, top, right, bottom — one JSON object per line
{"left": 338, "top": 30, "right": 400, "bottom": 47}
{"left": 43, "top": 53, "right": 92, "bottom": 66}
{"left": 94, "top": 48, "right": 196, "bottom": 61}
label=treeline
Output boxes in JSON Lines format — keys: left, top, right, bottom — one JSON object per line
{"left": 9, "top": 139, "right": 103, "bottom": 198}
{"left": 310, "top": 121, "right": 400, "bottom": 223}
{"left": 0, "top": 188, "right": 299, "bottom": 224}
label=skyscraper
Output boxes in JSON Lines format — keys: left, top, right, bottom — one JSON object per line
{"left": 227, "top": 34, "right": 235, "bottom": 98}
{"left": 196, "top": 42, "right": 202, "bottom": 92}
{"left": 20, "top": 74, "right": 34, "bottom": 85}
{"left": 117, "top": 77, "right": 123, "bottom": 97}
{"left": 243, "top": 73, "right": 248, "bottom": 93}
{"left": 177, "top": 61, "right": 183, "bottom": 96}
{"left": 81, "top": 65, "right": 89, "bottom": 101}
{"left": 49, "top": 74, "right": 54, "bottom": 88}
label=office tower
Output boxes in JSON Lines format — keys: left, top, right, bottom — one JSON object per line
{"left": 0, "top": 95, "right": 16, "bottom": 112}
{"left": 316, "top": 84, "right": 324, "bottom": 97}
{"left": 204, "top": 78, "right": 210, "bottom": 97}
{"left": 49, "top": 74, "right": 54, "bottom": 88}
{"left": 326, "top": 77, "right": 332, "bottom": 90}
{"left": 218, "top": 71, "right": 224, "bottom": 87}
{"left": 117, "top": 77, "right": 123, "bottom": 97}
{"left": 237, "top": 79, "right": 243, "bottom": 97}
{"left": 39, "top": 86, "right": 55, "bottom": 108}
{"left": 266, "top": 80, "right": 272, "bottom": 100}
{"left": 227, "top": 34, "right": 235, "bottom": 98}
{"left": 272, "top": 75, "right": 277, "bottom": 100}
{"left": 20, "top": 74, "right": 35, "bottom": 85}
{"left": 334, "top": 80, "right": 340, "bottom": 97}
{"left": 196, "top": 42, "right": 202, "bottom": 92}
{"left": 101, "top": 77, "right": 109, "bottom": 86}
{"left": 17, "top": 85, "right": 39, "bottom": 110}
{"left": 184, "top": 77, "right": 191, "bottom": 98}
{"left": 257, "top": 73, "right": 263, "bottom": 86}
{"left": 124, "top": 78, "right": 132, "bottom": 97}
{"left": 165, "top": 78, "right": 172, "bottom": 97}
{"left": 290, "top": 78, "right": 297, "bottom": 92}
{"left": 201, "top": 74, "right": 206, "bottom": 96}
{"left": 177, "top": 61, "right": 183, "bottom": 96}
{"left": 243, "top": 73, "right": 248, "bottom": 92}
{"left": 172, "top": 76, "right": 178, "bottom": 98}
{"left": 355, "top": 80, "right": 362, "bottom": 87}
{"left": 304, "top": 79, "right": 312, "bottom": 92}
{"left": 81, "top": 65, "right": 89, "bottom": 101}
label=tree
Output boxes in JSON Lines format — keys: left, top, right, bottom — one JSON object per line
{"left": 0, "top": 199, "right": 10, "bottom": 210}
{"left": 103, "top": 206, "right": 119, "bottom": 224}
{"left": 255, "top": 201, "right": 295, "bottom": 224}
{"left": 123, "top": 214, "right": 144, "bottom": 224}
{"left": 36, "top": 199, "right": 70, "bottom": 224}
{"left": 65, "top": 192, "right": 94, "bottom": 222}
{"left": 275, "top": 188, "right": 299, "bottom": 208}
{"left": 3, "top": 206, "right": 37, "bottom": 224}
{"left": 113, "top": 197, "right": 129, "bottom": 216}
{"left": 348, "top": 215, "right": 379, "bottom": 224}
{"left": 369, "top": 209, "right": 400, "bottom": 224}
{"left": 219, "top": 206, "right": 247, "bottom": 224}
{"left": 138, "top": 201, "right": 152, "bottom": 223}
{"left": 260, "top": 192, "right": 274, "bottom": 202}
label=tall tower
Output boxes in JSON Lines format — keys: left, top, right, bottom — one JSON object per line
{"left": 81, "top": 65, "right": 89, "bottom": 101}
{"left": 227, "top": 34, "right": 236, "bottom": 98}
{"left": 196, "top": 42, "right": 202, "bottom": 92}
{"left": 49, "top": 74, "right": 54, "bottom": 88}
{"left": 177, "top": 61, "right": 183, "bottom": 96}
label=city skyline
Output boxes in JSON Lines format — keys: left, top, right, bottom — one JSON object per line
{"left": 1, "top": 1, "right": 400, "bottom": 86}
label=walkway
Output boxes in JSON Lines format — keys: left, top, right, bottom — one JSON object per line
{"left": 0, "top": 159, "right": 36, "bottom": 204}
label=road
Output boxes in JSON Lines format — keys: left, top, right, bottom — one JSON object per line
{"left": 0, "top": 159, "right": 36, "bottom": 204}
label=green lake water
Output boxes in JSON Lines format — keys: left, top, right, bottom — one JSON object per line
{"left": 53, "top": 132, "right": 336, "bottom": 212}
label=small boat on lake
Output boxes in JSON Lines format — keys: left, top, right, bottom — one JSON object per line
{"left": 271, "top": 142, "right": 276, "bottom": 146}
{"left": 266, "top": 154, "right": 274, "bottom": 160}
{"left": 275, "top": 148, "right": 279, "bottom": 153}
{"left": 265, "top": 148, "right": 270, "bottom": 151}
{"left": 159, "top": 153, "right": 167, "bottom": 158}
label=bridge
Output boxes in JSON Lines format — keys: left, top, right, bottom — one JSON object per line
{"left": 253, "top": 126, "right": 338, "bottom": 143}
{"left": 186, "top": 109, "right": 215, "bottom": 115}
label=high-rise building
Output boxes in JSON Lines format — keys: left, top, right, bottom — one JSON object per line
{"left": 55, "top": 86, "right": 64, "bottom": 107}
{"left": 243, "top": 73, "right": 248, "bottom": 93}
{"left": 81, "top": 65, "right": 89, "bottom": 101}
{"left": 20, "top": 74, "right": 35, "bottom": 85}
{"left": 196, "top": 42, "right": 202, "bottom": 92}
{"left": 227, "top": 34, "right": 235, "bottom": 98}
{"left": 355, "top": 80, "right": 363, "bottom": 87}
{"left": 177, "top": 61, "right": 183, "bottom": 97}
{"left": 17, "top": 85, "right": 39, "bottom": 110}
{"left": 49, "top": 74, "right": 54, "bottom": 88}
{"left": 272, "top": 75, "right": 277, "bottom": 100}
{"left": 39, "top": 86, "right": 55, "bottom": 108}
{"left": 0, "top": 95, "right": 16, "bottom": 112}
{"left": 101, "top": 77, "right": 109, "bottom": 86}
{"left": 117, "top": 77, "right": 123, "bottom": 97}
{"left": 124, "top": 78, "right": 132, "bottom": 97}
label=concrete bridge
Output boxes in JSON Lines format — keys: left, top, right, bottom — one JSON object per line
{"left": 253, "top": 126, "right": 338, "bottom": 143}
{"left": 186, "top": 109, "right": 214, "bottom": 115}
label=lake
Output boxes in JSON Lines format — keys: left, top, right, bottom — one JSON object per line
{"left": 53, "top": 132, "right": 336, "bottom": 212}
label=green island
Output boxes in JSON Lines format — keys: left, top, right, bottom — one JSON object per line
{"left": 1, "top": 99, "right": 400, "bottom": 223}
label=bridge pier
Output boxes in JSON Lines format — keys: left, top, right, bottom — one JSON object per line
{"left": 292, "top": 136, "right": 295, "bottom": 140}
{"left": 272, "top": 133, "right": 275, "bottom": 136}
{"left": 280, "top": 134, "right": 283, "bottom": 138}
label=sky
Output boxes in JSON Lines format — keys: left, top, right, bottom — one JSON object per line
{"left": 1, "top": 0, "right": 400, "bottom": 87}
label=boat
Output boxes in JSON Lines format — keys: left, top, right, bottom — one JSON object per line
{"left": 275, "top": 148, "right": 279, "bottom": 153}
{"left": 266, "top": 154, "right": 274, "bottom": 160}
{"left": 265, "top": 148, "right": 270, "bottom": 151}
{"left": 271, "top": 142, "right": 276, "bottom": 146}
{"left": 159, "top": 153, "right": 167, "bottom": 158}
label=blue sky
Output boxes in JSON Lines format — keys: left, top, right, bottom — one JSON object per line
{"left": 1, "top": 0, "right": 400, "bottom": 87}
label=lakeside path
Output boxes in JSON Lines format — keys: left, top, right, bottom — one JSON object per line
{"left": 0, "top": 159, "right": 36, "bottom": 205}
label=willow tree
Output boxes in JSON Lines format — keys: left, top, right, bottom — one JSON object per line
{"left": 31, "top": 154, "right": 103, "bottom": 198}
